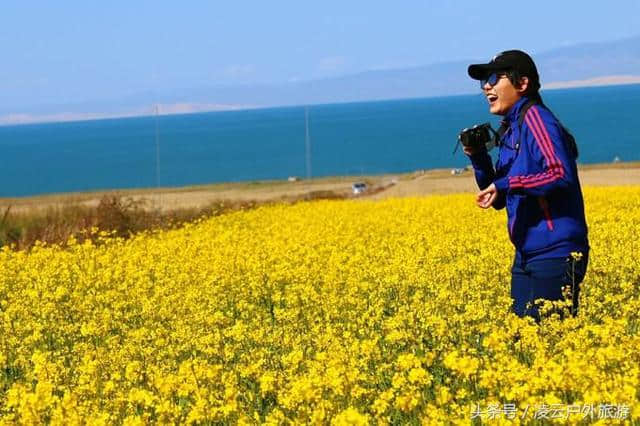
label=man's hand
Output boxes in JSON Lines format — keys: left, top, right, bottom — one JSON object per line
{"left": 476, "top": 183, "right": 498, "bottom": 209}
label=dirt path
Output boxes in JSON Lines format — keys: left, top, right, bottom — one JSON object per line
{"left": 369, "top": 164, "right": 640, "bottom": 199}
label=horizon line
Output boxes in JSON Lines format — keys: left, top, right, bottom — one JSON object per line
{"left": 1, "top": 75, "right": 639, "bottom": 127}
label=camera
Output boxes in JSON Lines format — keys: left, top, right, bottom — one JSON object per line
{"left": 458, "top": 123, "right": 494, "bottom": 150}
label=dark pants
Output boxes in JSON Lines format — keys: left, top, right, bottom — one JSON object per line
{"left": 511, "top": 252, "right": 589, "bottom": 322}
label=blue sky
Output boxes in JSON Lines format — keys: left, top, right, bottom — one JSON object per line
{"left": 1, "top": 1, "right": 639, "bottom": 108}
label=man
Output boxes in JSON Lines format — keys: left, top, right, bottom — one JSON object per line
{"left": 464, "top": 50, "right": 589, "bottom": 322}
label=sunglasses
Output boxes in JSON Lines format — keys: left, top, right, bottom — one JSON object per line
{"left": 481, "top": 72, "right": 508, "bottom": 88}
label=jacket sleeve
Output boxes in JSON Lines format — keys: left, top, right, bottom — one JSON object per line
{"left": 469, "top": 149, "right": 495, "bottom": 190}
{"left": 493, "top": 106, "right": 576, "bottom": 197}
{"left": 468, "top": 150, "right": 506, "bottom": 210}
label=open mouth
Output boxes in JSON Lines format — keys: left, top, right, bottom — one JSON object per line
{"left": 487, "top": 94, "right": 498, "bottom": 105}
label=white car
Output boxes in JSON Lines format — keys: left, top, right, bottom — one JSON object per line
{"left": 351, "top": 182, "right": 367, "bottom": 194}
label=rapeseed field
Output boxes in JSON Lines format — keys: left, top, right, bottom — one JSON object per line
{"left": 0, "top": 186, "right": 638, "bottom": 424}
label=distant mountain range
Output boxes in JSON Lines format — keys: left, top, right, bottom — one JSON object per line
{"left": 2, "top": 35, "right": 640, "bottom": 125}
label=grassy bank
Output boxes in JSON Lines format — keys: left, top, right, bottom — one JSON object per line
{"left": 0, "top": 195, "right": 249, "bottom": 250}
{"left": 0, "top": 190, "right": 352, "bottom": 251}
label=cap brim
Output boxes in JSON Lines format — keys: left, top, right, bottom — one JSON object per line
{"left": 468, "top": 63, "right": 496, "bottom": 80}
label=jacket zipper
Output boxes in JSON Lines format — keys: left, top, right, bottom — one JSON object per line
{"left": 537, "top": 197, "right": 554, "bottom": 231}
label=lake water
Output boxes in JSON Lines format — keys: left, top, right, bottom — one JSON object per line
{"left": 1, "top": 84, "right": 638, "bottom": 197}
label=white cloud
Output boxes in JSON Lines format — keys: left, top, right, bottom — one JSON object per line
{"left": 0, "top": 103, "right": 257, "bottom": 126}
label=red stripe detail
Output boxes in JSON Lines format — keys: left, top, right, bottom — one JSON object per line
{"left": 538, "top": 197, "right": 554, "bottom": 231}
{"left": 507, "top": 117, "right": 553, "bottom": 187}
{"left": 525, "top": 111, "right": 555, "bottom": 166}
{"left": 545, "top": 216, "right": 554, "bottom": 231}
{"left": 515, "top": 173, "right": 556, "bottom": 187}
{"left": 529, "top": 107, "right": 564, "bottom": 177}
{"left": 508, "top": 171, "right": 554, "bottom": 188}
{"left": 511, "top": 172, "right": 553, "bottom": 181}
{"left": 525, "top": 112, "right": 560, "bottom": 177}
{"left": 509, "top": 171, "right": 553, "bottom": 187}
{"left": 522, "top": 175, "right": 558, "bottom": 188}
{"left": 506, "top": 108, "right": 564, "bottom": 188}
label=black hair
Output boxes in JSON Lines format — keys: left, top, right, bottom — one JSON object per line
{"left": 505, "top": 69, "right": 541, "bottom": 100}
{"left": 563, "top": 128, "right": 580, "bottom": 159}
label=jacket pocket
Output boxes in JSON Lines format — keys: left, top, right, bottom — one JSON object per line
{"left": 537, "top": 197, "right": 554, "bottom": 231}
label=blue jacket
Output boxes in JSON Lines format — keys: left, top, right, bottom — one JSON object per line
{"left": 469, "top": 96, "right": 589, "bottom": 260}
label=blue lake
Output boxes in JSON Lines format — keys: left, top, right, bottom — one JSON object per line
{"left": 1, "top": 84, "right": 638, "bottom": 197}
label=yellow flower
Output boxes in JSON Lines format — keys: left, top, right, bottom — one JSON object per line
{"left": 408, "top": 367, "right": 431, "bottom": 385}
{"left": 395, "top": 392, "right": 420, "bottom": 412}
{"left": 259, "top": 372, "right": 276, "bottom": 394}
{"left": 0, "top": 186, "right": 638, "bottom": 423}
{"left": 331, "top": 407, "right": 369, "bottom": 426}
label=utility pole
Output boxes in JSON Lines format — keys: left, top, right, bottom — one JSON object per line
{"left": 305, "top": 106, "right": 312, "bottom": 180}
{"left": 155, "top": 104, "right": 160, "bottom": 189}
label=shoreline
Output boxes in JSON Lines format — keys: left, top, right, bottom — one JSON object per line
{"left": 1, "top": 161, "right": 638, "bottom": 213}
{"left": 3, "top": 80, "right": 640, "bottom": 127}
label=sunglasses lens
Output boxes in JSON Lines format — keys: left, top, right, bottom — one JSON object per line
{"left": 481, "top": 73, "right": 498, "bottom": 88}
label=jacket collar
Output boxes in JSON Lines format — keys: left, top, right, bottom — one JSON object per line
{"left": 504, "top": 96, "right": 531, "bottom": 124}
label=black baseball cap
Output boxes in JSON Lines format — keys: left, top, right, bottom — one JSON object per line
{"left": 468, "top": 50, "right": 540, "bottom": 85}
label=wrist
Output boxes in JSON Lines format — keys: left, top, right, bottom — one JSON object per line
{"left": 494, "top": 177, "right": 509, "bottom": 193}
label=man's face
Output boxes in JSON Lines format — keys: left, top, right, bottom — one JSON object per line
{"left": 483, "top": 73, "right": 522, "bottom": 115}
